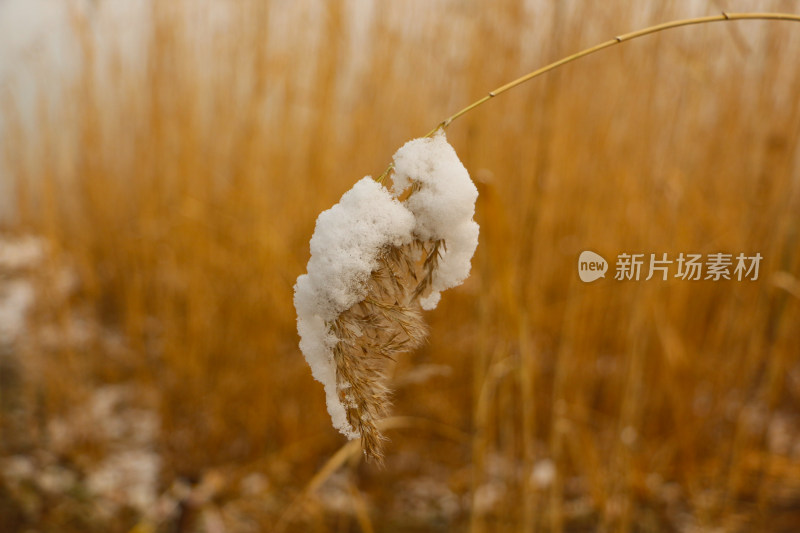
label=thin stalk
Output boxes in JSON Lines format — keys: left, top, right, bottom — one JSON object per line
{"left": 376, "top": 11, "right": 800, "bottom": 183}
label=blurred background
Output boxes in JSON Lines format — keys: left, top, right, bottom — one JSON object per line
{"left": 1, "top": 0, "right": 799, "bottom": 531}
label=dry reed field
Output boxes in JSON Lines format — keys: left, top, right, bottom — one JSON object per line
{"left": 1, "top": 0, "right": 800, "bottom": 531}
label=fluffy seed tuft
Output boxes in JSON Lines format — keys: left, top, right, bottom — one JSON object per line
{"left": 294, "top": 133, "right": 479, "bottom": 463}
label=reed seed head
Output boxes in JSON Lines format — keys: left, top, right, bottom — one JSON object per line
{"left": 294, "top": 133, "right": 478, "bottom": 463}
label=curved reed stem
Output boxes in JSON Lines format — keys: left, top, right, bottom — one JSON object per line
{"left": 376, "top": 11, "right": 800, "bottom": 183}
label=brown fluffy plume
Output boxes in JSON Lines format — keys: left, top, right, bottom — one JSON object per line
{"left": 329, "top": 238, "right": 444, "bottom": 463}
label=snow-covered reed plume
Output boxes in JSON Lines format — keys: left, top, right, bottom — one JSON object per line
{"left": 294, "top": 133, "right": 478, "bottom": 462}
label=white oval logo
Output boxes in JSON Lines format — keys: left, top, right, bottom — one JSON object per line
{"left": 578, "top": 251, "right": 608, "bottom": 282}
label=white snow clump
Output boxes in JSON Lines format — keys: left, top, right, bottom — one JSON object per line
{"left": 294, "top": 132, "right": 479, "bottom": 439}
{"left": 294, "top": 177, "right": 415, "bottom": 437}
{"left": 392, "top": 134, "right": 480, "bottom": 309}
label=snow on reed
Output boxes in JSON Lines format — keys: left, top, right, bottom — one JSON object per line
{"left": 294, "top": 133, "right": 479, "bottom": 461}
{"left": 294, "top": 178, "right": 416, "bottom": 439}
{"left": 391, "top": 133, "right": 479, "bottom": 310}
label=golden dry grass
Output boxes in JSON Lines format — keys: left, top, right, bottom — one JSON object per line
{"left": 1, "top": 0, "right": 800, "bottom": 531}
